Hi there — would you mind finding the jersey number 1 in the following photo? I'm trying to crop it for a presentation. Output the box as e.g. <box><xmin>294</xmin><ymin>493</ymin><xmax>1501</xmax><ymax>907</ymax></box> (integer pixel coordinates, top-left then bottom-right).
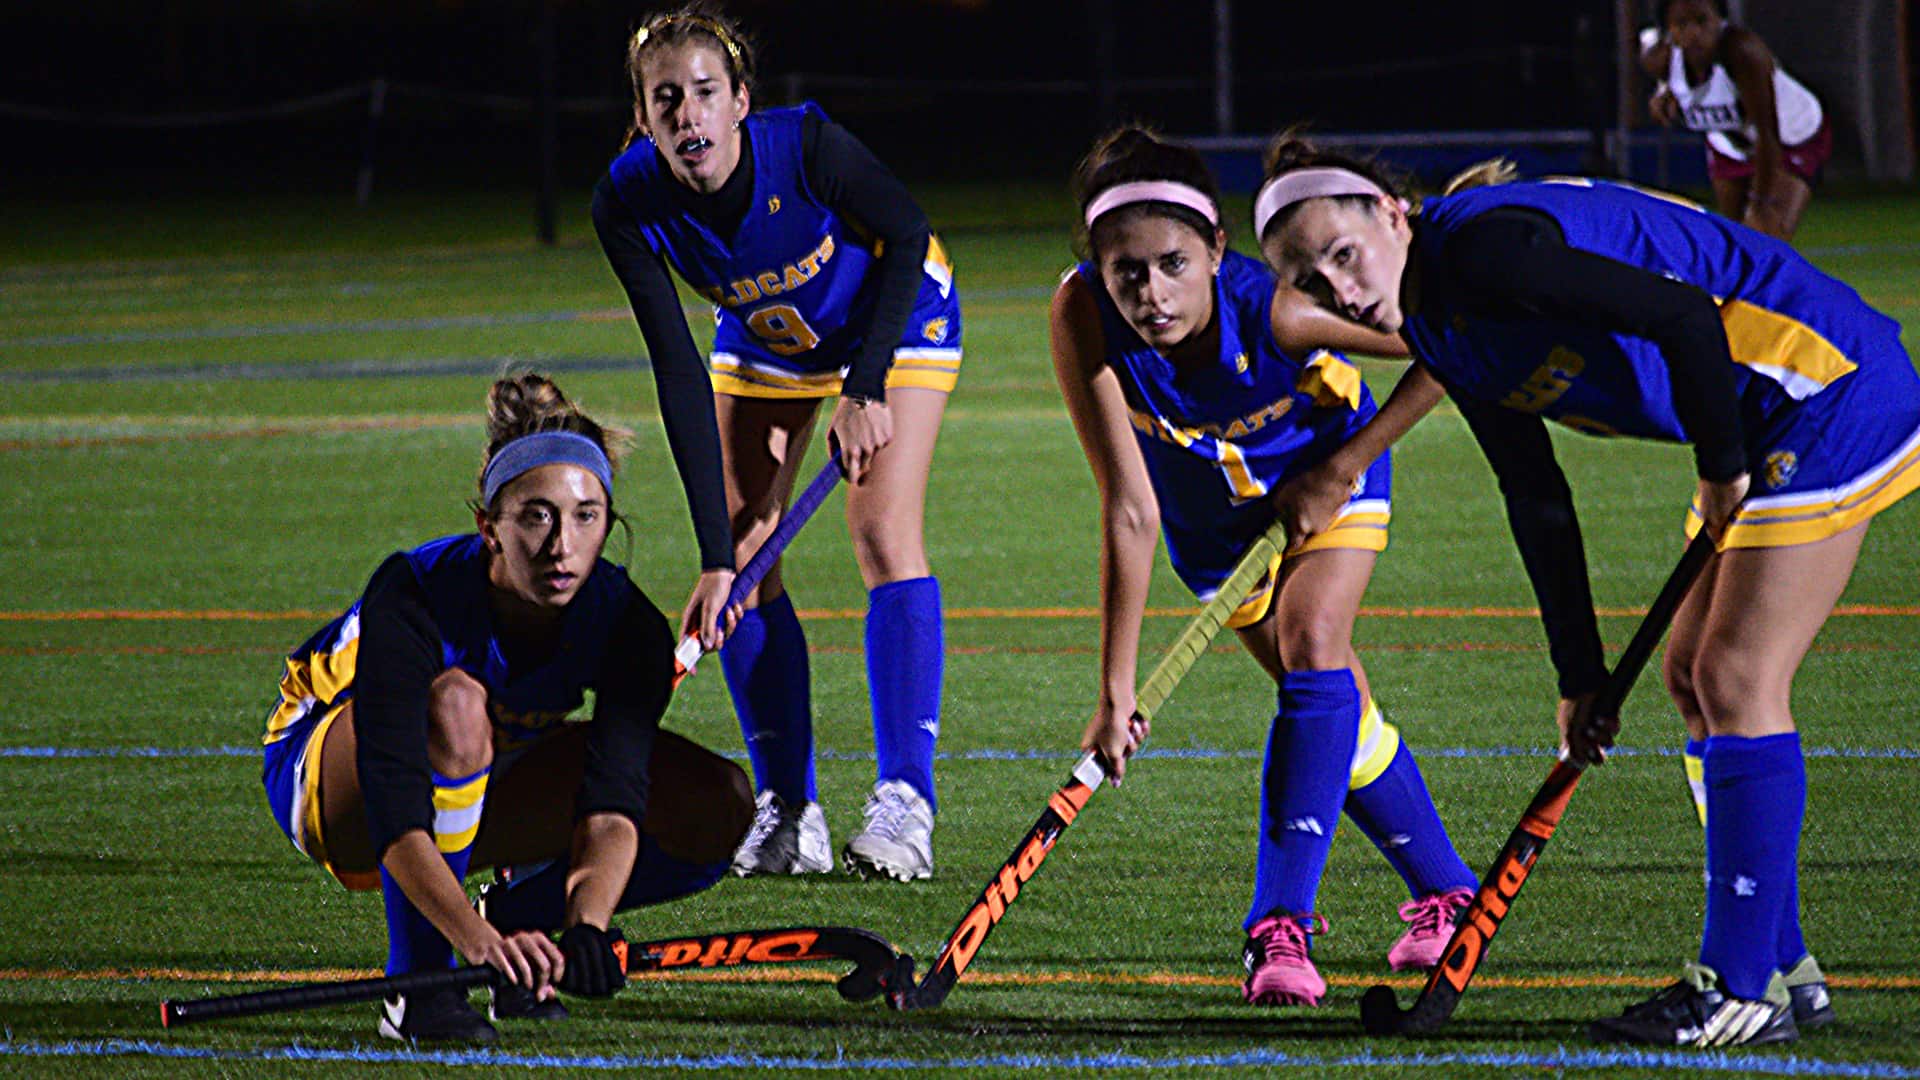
<box><xmin>746</xmin><ymin>304</ymin><xmax>823</xmax><ymax>357</ymax></box>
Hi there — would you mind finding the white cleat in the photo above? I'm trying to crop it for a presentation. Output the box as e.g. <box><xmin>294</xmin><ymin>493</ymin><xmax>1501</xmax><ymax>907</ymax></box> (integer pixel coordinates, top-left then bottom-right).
<box><xmin>842</xmin><ymin>779</ymin><xmax>935</xmax><ymax>881</ymax></box>
<box><xmin>730</xmin><ymin>790</ymin><xmax>833</xmax><ymax>876</ymax></box>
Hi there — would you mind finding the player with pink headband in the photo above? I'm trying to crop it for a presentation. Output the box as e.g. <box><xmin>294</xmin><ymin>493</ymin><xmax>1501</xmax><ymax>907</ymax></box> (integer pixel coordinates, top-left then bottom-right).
<box><xmin>1247</xmin><ymin>131</ymin><xmax>1920</xmax><ymax>1045</ymax></box>
<box><xmin>1050</xmin><ymin>126</ymin><xmax>1480</xmax><ymax>1008</ymax></box>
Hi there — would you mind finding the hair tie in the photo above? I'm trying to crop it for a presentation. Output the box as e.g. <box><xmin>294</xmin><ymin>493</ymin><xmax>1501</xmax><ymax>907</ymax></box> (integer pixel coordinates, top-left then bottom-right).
<box><xmin>481</xmin><ymin>431</ymin><xmax>614</xmax><ymax>509</ymax></box>
<box><xmin>1252</xmin><ymin>167</ymin><xmax>1395</xmax><ymax>240</ymax></box>
<box><xmin>1084</xmin><ymin>180</ymin><xmax>1219</xmax><ymax>230</ymax></box>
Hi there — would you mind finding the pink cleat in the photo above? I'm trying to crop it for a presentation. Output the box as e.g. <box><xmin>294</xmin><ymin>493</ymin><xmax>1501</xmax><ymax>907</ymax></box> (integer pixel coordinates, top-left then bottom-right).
<box><xmin>1241</xmin><ymin>913</ymin><xmax>1328</xmax><ymax>1006</ymax></box>
<box><xmin>1387</xmin><ymin>887</ymin><xmax>1474</xmax><ymax>972</ymax></box>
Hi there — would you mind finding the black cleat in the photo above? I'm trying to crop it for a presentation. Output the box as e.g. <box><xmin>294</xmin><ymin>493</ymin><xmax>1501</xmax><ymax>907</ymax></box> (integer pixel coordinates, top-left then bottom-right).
<box><xmin>1781</xmin><ymin>954</ymin><xmax>1836</xmax><ymax>1030</ymax></box>
<box><xmin>473</xmin><ymin>880</ymin><xmax>569</xmax><ymax>1023</ymax></box>
<box><xmin>377</xmin><ymin>986</ymin><xmax>498</xmax><ymax>1044</ymax></box>
<box><xmin>489</xmin><ymin>980</ymin><xmax>570</xmax><ymax>1023</ymax></box>
<box><xmin>1589</xmin><ymin>963</ymin><xmax>1797</xmax><ymax>1048</ymax></box>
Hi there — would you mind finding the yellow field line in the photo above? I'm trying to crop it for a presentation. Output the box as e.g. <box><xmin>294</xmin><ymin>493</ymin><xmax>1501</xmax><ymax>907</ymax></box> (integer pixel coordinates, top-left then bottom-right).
<box><xmin>4</xmin><ymin>604</ymin><xmax>1914</xmax><ymax>623</ymax></box>
<box><xmin>4</xmin><ymin>966</ymin><xmax>1915</xmax><ymax>992</ymax></box>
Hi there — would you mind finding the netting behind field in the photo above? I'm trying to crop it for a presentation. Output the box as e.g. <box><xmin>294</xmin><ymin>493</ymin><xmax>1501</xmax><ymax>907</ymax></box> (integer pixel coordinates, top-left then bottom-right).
<box><xmin>1747</xmin><ymin>0</ymin><xmax>1914</xmax><ymax>181</ymax></box>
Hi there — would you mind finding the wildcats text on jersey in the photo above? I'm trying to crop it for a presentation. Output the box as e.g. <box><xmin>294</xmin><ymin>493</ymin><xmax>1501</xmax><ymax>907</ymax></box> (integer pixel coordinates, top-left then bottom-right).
<box><xmin>699</xmin><ymin>233</ymin><xmax>838</xmax><ymax>308</ymax></box>
<box><xmin>1127</xmin><ymin>396</ymin><xmax>1298</xmax><ymax>446</ymax></box>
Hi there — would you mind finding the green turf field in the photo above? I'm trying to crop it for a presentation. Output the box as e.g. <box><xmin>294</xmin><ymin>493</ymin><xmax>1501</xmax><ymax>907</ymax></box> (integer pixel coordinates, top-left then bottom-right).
<box><xmin>2</xmin><ymin>184</ymin><xmax>1917</xmax><ymax>1076</ymax></box>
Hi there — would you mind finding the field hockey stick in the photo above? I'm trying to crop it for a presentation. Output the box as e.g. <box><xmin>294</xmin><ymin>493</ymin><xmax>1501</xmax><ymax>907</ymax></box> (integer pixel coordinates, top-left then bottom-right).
<box><xmin>888</xmin><ymin>515</ymin><xmax>1291</xmax><ymax>1011</ymax></box>
<box><xmin>160</xmin><ymin>924</ymin><xmax>907</xmax><ymax>1027</ymax></box>
<box><xmin>1359</xmin><ymin>529</ymin><xmax>1717</xmax><ymax>1036</ymax></box>
<box><xmin>673</xmin><ymin>448</ymin><xmax>846</xmax><ymax>685</ymax></box>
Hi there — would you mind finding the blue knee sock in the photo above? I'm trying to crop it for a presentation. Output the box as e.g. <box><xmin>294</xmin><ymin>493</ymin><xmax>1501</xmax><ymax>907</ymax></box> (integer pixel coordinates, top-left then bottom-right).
<box><xmin>380</xmin><ymin>765</ymin><xmax>487</xmax><ymax>974</ymax></box>
<box><xmin>866</xmin><ymin>577</ymin><xmax>942</xmax><ymax>809</ymax></box>
<box><xmin>719</xmin><ymin>591</ymin><xmax>815</xmax><ymax>804</ymax></box>
<box><xmin>1688</xmin><ymin>736</ymin><xmax>1805</xmax><ymax>969</ymax></box>
<box><xmin>1246</xmin><ymin>669</ymin><xmax>1361</xmax><ymax>929</ymax></box>
<box><xmin>482</xmin><ymin>839</ymin><xmax>730</xmax><ymax>933</ymax></box>
<box><xmin>1345</xmin><ymin>742</ymin><xmax>1477</xmax><ymax>898</ymax></box>
<box><xmin>1700</xmin><ymin>732</ymin><xmax>1804</xmax><ymax>1000</ymax></box>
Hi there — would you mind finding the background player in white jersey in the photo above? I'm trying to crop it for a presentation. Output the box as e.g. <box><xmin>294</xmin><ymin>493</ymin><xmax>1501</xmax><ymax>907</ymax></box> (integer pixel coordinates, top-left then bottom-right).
<box><xmin>1641</xmin><ymin>0</ymin><xmax>1829</xmax><ymax>241</ymax></box>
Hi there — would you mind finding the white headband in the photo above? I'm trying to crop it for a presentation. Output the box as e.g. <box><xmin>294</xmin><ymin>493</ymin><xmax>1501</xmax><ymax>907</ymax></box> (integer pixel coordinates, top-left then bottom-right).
<box><xmin>1084</xmin><ymin>180</ymin><xmax>1220</xmax><ymax>230</ymax></box>
<box><xmin>1252</xmin><ymin>167</ymin><xmax>1394</xmax><ymax>240</ymax></box>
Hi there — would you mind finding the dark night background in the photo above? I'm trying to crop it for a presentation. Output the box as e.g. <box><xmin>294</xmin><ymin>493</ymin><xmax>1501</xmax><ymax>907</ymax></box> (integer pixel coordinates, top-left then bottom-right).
<box><xmin>2</xmin><ymin>1</ymin><xmax>1647</xmax><ymax>198</ymax></box>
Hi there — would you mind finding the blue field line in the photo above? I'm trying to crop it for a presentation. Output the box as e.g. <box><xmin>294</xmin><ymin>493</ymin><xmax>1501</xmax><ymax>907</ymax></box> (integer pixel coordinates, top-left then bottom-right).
<box><xmin>3</xmin><ymin>1038</ymin><xmax>1918</xmax><ymax>1076</ymax></box>
<box><xmin>4</xmin><ymin>744</ymin><xmax>1916</xmax><ymax>762</ymax></box>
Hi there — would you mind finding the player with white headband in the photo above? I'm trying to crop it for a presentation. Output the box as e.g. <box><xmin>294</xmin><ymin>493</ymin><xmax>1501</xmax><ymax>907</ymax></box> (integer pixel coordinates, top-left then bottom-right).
<box><xmin>1251</xmin><ymin>132</ymin><xmax>1919</xmax><ymax>1046</ymax></box>
<box><xmin>1049</xmin><ymin>126</ymin><xmax>1480</xmax><ymax>1008</ymax></box>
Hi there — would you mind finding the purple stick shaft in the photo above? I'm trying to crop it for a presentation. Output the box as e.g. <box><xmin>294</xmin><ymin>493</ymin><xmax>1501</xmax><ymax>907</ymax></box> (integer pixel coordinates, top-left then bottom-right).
<box><xmin>729</xmin><ymin>452</ymin><xmax>844</xmax><ymax>603</ymax></box>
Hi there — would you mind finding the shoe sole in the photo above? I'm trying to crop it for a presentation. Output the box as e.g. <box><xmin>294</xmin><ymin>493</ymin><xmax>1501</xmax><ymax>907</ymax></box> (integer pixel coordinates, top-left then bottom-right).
<box><xmin>378</xmin><ymin>1018</ymin><xmax>499</xmax><ymax>1044</ymax></box>
<box><xmin>1587</xmin><ymin>1018</ymin><xmax>1801</xmax><ymax>1047</ymax></box>
<box><xmin>1243</xmin><ymin>989</ymin><xmax>1323</xmax><ymax>1007</ymax></box>
<box><xmin>731</xmin><ymin>856</ymin><xmax>835</xmax><ymax>877</ymax></box>
<box><xmin>842</xmin><ymin>850</ymin><xmax>931</xmax><ymax>881</ymax></box>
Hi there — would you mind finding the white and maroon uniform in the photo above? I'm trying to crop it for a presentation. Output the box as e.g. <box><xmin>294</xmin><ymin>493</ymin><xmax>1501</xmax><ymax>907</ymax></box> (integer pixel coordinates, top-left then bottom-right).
<box><xmin>1665</xmin><ymin>43</ymin><xmax>1829</xmax><ymax>181</ymax></box>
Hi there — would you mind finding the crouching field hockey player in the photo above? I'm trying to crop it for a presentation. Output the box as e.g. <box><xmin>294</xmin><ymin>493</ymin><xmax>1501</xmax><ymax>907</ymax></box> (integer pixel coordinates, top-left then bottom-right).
<box><xmin>1051</xmin><ymin>128</ymin><xmax>1482</xmax><ymax>1008</ymax></box>
<box><xmin>261</xmin><ymin>373</ymin><xmax>753</xmax><ymax>1043</ymax></box>
<box><xmin>596</xmin><ymin>7</ymin><xmax>958</xmax><ymax>882</ymax></box>
<box><xmin>1255</xmin><ymin>139</ymin><xmax>1920</xmax><ymax>1045</ymax></box>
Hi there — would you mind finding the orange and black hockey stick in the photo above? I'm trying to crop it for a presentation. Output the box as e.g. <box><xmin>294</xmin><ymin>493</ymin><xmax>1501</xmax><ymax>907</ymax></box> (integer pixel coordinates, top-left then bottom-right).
<box><xmin>888</xmin><ymin>517</ymin><xmax>1290</xmax><ymax>1010</ymax></box>
<box><xmin>1358</xmin><ymin>530</ymin><xmax>1716</xmax><ymax>1036</ymax></box>
<box><xmin>160</xmin><ymin>925</ymin><xmax>909</xmax><ymax>1027</ymax></box>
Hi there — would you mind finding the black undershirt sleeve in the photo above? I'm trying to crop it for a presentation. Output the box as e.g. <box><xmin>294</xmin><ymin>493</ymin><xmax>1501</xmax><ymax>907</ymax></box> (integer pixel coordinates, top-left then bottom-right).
<box><xmin>576</xmin><ymin>583</ymin><xmax>677</xmax><ymax>826</ymax></box>
<box><xmin>352</xmin><ymin>554</ymin><xmax>445</xmax><ymax>858</ymax></box>
<box><xmin>802</xmin><ymin>112</ymin><xmax>931</xmax><ymax>402</ymax></box>
<box><xmin>1441</xmin><ymin>208</ymin><xmax>1748</xmax><ymax>481</ymax></box>
<box><xmin>1451</xmin><ymin>397</ymin><xmax>1609</xmax><ymax>698</ymax></box>
<box><xmin>592</xmin><ymin>178</ymin><xmax>736</xmax><ymax>572</ymax></box>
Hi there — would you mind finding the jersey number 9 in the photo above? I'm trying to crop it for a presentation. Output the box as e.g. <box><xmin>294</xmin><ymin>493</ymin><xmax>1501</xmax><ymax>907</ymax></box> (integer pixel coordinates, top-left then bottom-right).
<box><xmin>746</xmin><ymin>304</ymin><xmax>823</xmax><ymax>356</ymax></box>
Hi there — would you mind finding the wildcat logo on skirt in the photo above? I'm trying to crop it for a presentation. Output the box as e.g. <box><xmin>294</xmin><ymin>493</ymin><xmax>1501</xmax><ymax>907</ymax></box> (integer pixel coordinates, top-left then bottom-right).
<box><xmin>1764</xmin><ymin>450</ymin><xmax>1799</xmax><ymax>489</ymax></box>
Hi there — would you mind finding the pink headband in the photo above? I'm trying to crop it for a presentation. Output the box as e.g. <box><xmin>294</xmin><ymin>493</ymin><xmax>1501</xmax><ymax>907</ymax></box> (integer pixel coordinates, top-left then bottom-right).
<box><xmin>1252</xmin><ymin>167</ymin><xmax>1395</xmax><ymax>240</ymax></box>
<box><xmin>1083</xmin><ymin>181</ymin><xmax>1219</xmax><ymax>230</ymax></box>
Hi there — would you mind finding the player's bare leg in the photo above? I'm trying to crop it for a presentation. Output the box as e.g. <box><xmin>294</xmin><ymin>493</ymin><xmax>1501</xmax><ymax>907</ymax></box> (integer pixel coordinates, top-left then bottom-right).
<box><xmin>713</xmin><ymin>393</ymin><xmax>832</xmax><ymax>876</ymax></box>
<box><xmin>840</xmin><ymin>386</ymin><xmax>949</xmax><ymax>880</ymax></box>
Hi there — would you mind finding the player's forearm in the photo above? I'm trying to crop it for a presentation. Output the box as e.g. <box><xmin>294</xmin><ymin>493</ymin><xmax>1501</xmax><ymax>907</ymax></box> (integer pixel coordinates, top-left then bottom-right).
<box><xmin>1327</xmin><ymin>362</ymin><xmax>1444</xmax><ymax>479</ymax></box>
<box><xmin>1097</xmin><ymin>501</ymin><xmax>1159</xmax><ymax>705</ymax></box>
<box><xmin>383</xmin><ymin>830</ymin><xmax>499</xmax><ymax>961</ymax></box>
<box><xmin>565</xmin><ymin>813</ymin><xmax>640</xmax><ymax>931</ymax></box>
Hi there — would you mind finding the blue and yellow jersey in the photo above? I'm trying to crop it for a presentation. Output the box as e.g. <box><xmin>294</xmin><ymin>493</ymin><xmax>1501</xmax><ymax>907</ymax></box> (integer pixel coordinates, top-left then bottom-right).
<box><xmin>605</xmin><ymin>102</ymin><xmax>958</xmax><ymax>390</ymax></box>
<box><xmin>1412</xmin><ymin>178</ymin><xmax>1900</xmax><ymax>438</ymax></box>
<box><xmin>263</xmin><ymin>534</ymin><xmax>634</xmax><ymax>752</ymax></box>
<box><xmin>1076</xmin><ymin>250</ymin><xmax>1387</xmax><ymax>605</ymax></box>
<box><xmin>1412</xmin><ymin>178</ymin><xmax>1920</xmax><ymax>546</ymax></box>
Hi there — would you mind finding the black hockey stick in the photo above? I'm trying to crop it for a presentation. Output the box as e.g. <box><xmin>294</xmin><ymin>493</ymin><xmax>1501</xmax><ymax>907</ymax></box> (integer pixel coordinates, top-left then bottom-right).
<box><xmin>888</xmin><ymin>516</ymin><xmax>1290</xmax><ymax>1010</ymax></box>
<box><xmin>1359</xmin><ymin>530</ymin><xmax>1716</xmax><ymax>1035</ymax></box>
<box><xmin>160</xmin><ymin>924</ymin><xmax>908</xmax><ymax>1027</ymax></box>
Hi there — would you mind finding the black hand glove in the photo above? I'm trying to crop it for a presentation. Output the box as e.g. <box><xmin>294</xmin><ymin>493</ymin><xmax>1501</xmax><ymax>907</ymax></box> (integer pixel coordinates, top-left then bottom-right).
<box><xmin>557</xmin><ymin>923</ymin><xmax>627</xmax><ymax>997</ymax></box>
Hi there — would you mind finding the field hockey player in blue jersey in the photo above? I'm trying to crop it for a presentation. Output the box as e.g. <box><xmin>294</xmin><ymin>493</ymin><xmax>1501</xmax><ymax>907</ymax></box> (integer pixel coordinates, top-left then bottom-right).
<box><xmin>261</xmin><ymin>372</ymin><xmax>753</xmax><ymax>1043</ymax></box>
<box><xmin>1256</xmin><ymin>138</ymin><xmax>1920</xmax><ymax>1046</ymax></box>
<box><xmin>594</xmin><ymin>7</ymin><xmax>959</xmax><ymax>882</ymax></box>
<box><xmin>1050</xmin><ymin>127</ymin><xmax>1482</xmax><ymax>1009</ymax></box>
